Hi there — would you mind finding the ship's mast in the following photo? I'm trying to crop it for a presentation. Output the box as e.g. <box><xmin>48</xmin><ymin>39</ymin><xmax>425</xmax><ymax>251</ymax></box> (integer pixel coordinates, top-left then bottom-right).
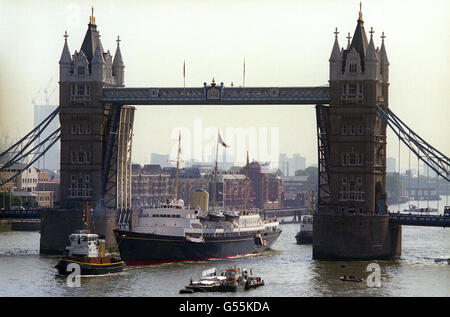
<box><xmin>213</xmin><ymin>141</ymin><xmax>219</xmax><ymax>211</ymax></box>
<box><xmin>84</xmin><ymin>202</ymin><xmax>90</xmax><ymax>233</ymax></box>
<box><xmin>174</xmin><ymin>131</ymin><xmax>181</xmax><ymax>202</ymax></box>
<box><xmin>310</xmin><ymin>190</ymin><xmax>315</xmax><ymax>215</ymax></box>
<box><xmin>243</xmin><ymin>151</ymin><xmax>249</xmax><ymax>212</ymax></box>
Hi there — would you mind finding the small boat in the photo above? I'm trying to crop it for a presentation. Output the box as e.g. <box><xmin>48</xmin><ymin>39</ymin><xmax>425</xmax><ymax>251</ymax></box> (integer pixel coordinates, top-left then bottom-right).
<box><xmin>403</xmin><ymin>205</ymin><xmax>437</xmax><ymax>213</ymax></box>
<box><xmin>296</xmin><ymin>191</ymin><xmax>315</xmax><ymax>244</ymax></box>
<box><xmin>179</xmin><ymin>267</ymin><xmax>264</xmax><ymax>293</ymax></box>
<box><xmin>340</xmin><ymin>275</ymin><xmax>362</xmax><ymax>282</ymax></box>
<box><xmin>55</xmin><ymin>230</ymin><xmax>125</xmax><ymax>276</ymax></box>
<box><xmin>295</xmin><ymin>215</ymin><xmax>313</xmax><ymax>244</ymax></box>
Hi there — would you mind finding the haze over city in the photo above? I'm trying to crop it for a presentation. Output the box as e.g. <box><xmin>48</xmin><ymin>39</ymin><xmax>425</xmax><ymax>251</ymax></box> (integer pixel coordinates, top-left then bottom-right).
<box><xmin>0</xmin><ymin>0</ymin><xmax>448</xmax><ymax>169</ymax></box>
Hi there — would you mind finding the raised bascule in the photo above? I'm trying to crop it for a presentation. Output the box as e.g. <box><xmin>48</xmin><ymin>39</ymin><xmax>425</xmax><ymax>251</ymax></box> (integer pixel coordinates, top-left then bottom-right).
<box><xmin>1</xmin><ymin>6</ymin><xmax>448</xmax><ymax>258</ymax></box>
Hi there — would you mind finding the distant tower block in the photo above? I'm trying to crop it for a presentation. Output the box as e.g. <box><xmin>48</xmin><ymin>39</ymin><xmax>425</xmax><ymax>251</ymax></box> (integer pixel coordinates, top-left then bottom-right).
<box><xmin>313</xmin><ymin>6</ymin><xmax>401</xmax><ymax>260</ymax></box>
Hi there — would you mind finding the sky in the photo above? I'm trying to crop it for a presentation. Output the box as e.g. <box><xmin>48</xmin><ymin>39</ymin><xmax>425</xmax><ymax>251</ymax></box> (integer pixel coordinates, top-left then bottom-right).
<box><xmin>0</xmin><ymin>0</ymin><xmax>449</xmax><ymax>171</ymax></box>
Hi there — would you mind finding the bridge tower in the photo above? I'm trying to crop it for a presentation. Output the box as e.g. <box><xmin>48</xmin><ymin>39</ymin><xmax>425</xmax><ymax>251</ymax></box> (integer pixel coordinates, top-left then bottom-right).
<box><xmin>41</xmin><ymin>9</ymin><xmax>133</xmax><ymax>253</ymax></box>
<box><xmin>59</xmin><ymin>9</ymin><xmax>126</xmax><ymax>208</ymax></box>
<box><xmin>313</xmin><ymin>6</ymin><xmax>401</xmax><ymax>260</ymax></box>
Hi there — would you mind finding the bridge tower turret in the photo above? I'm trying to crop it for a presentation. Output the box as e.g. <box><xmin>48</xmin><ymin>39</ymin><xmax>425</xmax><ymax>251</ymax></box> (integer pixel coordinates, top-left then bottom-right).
<box><xmin>327</xmin><ymin>6</ymin><xmax>389</xmax><ymax>216</ymax></box>
<box><xmin>58</xmin><ymin>9</ymin><xmax>125</xmax><ymax>209</ymax></box>
<box><xmin>313</xmin><ymin>5</ymin><xmax>401</xmax><ymax>260</ymax></box>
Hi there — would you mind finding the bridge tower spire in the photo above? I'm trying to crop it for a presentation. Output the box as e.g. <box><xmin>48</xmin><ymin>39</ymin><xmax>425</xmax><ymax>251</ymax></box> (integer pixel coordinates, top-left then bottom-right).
<box><xmin>313</xmin><ymin>5</ymin><xmax>401</xmax><ymax>260</ymax></box>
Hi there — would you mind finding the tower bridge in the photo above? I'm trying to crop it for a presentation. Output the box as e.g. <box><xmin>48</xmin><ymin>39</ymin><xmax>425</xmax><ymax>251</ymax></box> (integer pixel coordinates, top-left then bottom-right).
<box><xmin>1</xmin><ymin>6</ymin><xmax>448</xmax><ymax>258</ymax></box>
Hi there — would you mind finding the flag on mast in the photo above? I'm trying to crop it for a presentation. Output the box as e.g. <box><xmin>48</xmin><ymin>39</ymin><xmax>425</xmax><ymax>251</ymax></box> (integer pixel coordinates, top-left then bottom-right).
<box><xmin>218</xmin><ymin>131</ymin><xmax>229</xmax><ymax>148</ymax></box>
<box><xmin>243</xmin><ymin>58</ymin><xmax>246</xmax><ymax>87</ymax></box>
<box><xmin>183</xmin><ymin>60</ymin><xmax>186</xmax><ymax>88</ymax></box>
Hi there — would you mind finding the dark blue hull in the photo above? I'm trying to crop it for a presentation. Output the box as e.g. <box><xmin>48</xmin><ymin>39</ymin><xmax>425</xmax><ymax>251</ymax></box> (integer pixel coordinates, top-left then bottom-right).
<box><xmin>113</xmin><ymin>228</ymin><xmax>282</xmax><ymax>266</ymax></box>
<box><xmin>295</xmin><ymin>231</ymin><xmax>313</xmax><ymax>244</ymax></box>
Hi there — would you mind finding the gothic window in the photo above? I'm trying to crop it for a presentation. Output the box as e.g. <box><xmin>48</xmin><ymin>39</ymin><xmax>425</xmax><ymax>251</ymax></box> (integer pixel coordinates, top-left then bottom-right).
<box><xmin>77</xmin><ymin>66</ymin><xmax>85</xmax><ymax>75</ymax></box>
<box><xmin>77</xmin><ymin>84</ymin><xmax>85</xmax><ymax>95</ymax></box>
<box><xmin>358</xmin><ymin>124</ymin><xmax>364</xmax><ymax>135</ymax></box>
<box><xmin>377</xmin><ymin>148</ymin><xmax>385</xmax><ymax>165</ymax></box>
<box><xmin>71</xmin><ymin>152</ymin><xmax>77</xmax><ymax>164</ymax></box>
<box><xmin>341</xmin><ymin>153</ymin><xmax>348</xmax><ymax>166</ymax></box>
<box><xmin>71</xmin><ymin>124</ymin><xmax>78</xmax><ymax>134</ymax></box>
<box><xmin>78</xmin><ymin>124</ymin><xmax>84</xmax><ymax>134</ymax></box>
<box><xmin>349</xmin><ymin>84</ymin><xmax>357</xmax><ymax>94</ymax></box>
<box><xmin>349</xmin><ymin>154</ymin><xmax>356</xmax><ymax>166</ymax></box>
<box><xmin>341</xmin><ymin>125</ymin><xmax>347</xmax><ymax>135</ymax></box>
<box><xmin>349</xmin><ymin>64</ymin><xmax>357</xmax><ymax>73</ymax></box>
<box><xmin>341</xmin><ymin>177</ymin><xmax>347</xmax><ymax>185</ymax></box>
<box><xmin>356</xmin><ymin>154</ymin><xmax>363</xmax><ymax>166</ymax></box>
<box><xmin>350</xmin><ymin>125</ymin><xmax>355</xmax><ymax>135</ymax></box>
<box><xmin>358</xmin><ymin>84</ymin><xmax>364</xmax><ymax>94</ymax></box>
<box><xmin>78</xmin><ymin>152</ymin><xmax>85</xmax><ymax>164</ymax></box>
<box><xmin>357</xmin><ymin>177</ymin><xmax>363</xmax><ymax>185</ymax></box>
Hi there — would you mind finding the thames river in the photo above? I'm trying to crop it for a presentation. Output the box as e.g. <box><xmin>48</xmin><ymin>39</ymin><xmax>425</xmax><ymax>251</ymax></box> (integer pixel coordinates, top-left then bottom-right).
<box><xmin>0</xmin><ymin>198</ymin><xmax>449</xmax><ymax>297</ymax></box>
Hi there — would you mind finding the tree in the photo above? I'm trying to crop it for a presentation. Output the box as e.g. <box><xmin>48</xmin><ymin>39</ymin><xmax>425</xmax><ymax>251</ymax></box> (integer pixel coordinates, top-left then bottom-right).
<box><xmin>0</xmin><ymin>192</ymin><xmax>22</xmax><ymax>209</ymax></box>
<box><xmin>295</xmin><ymin>169</ymin><xmax>308</xmax><ymax>176</ymax></box>
<box><xmin>304</xmin><ymin>166</ymin><xmax>318</xmax><ymax>178</ymax></box>
<box><xmin>229</xmin><ymin>166</ymin><xmax>242</xmax><ymax>173</ymax></box>
<box><xmin>295</xmin><ymin>167</ymin><xmax>318</xmax><ymax>178</ymax></box>
<box><xmin>274</xmin><ymin>169</ymin><xmax>284</xmax><ymax>177</ymax></box>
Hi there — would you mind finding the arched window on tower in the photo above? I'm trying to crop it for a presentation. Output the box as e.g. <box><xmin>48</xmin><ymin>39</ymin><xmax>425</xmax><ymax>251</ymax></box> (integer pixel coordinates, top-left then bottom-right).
<box><xmin>77</xmin><ymin>66</ymin><xmax>85</xmax><ymax>75</ymax></box>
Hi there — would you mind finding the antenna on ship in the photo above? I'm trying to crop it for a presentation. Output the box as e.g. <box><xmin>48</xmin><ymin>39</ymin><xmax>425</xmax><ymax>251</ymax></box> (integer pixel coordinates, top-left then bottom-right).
<box><xmin>83</xmin><ymin>202</ymin><xmax>90</xmax><ymax>233</ymax></box>
<box><xmin>244</xmin><ymin>151</ymin><xmax>249</xmax><ymax>213</ymax></box>
<box><xmin>310</xmin><ymin>190</ymin><xmax>315</xmax><ymax>215</ymax></box>
<box><xmin>213</xmin><ymin>137</ymin><xmax>219</xmax><ymax>211</ymax></box>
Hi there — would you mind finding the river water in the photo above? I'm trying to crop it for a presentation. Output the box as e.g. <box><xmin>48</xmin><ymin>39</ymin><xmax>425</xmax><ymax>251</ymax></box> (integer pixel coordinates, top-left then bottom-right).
<box><xmin>0</xmin><ymin>197</ymin><xmax>449</xmax><ymax>297</ymax></box>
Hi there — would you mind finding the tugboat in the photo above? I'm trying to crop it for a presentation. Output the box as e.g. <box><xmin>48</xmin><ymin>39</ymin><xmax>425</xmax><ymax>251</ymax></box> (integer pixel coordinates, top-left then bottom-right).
<box><xmin>295</xmin><ymin>191</ymin><xmax>314</xmax><ymax>244</ymax></box>
<box><xmin>179</xmin><ymin>267</ymin><xmax>264</xmax><ymax>293</ymax></box>
<box><xmin>55</xmin><ymin>205</ymin><xmax>125</xmax><ymax>276</ymax></box>
<box><xmin>295</xmin><ymin>215</ymin><xmax>313</xmax><ymax>244</ymax></box>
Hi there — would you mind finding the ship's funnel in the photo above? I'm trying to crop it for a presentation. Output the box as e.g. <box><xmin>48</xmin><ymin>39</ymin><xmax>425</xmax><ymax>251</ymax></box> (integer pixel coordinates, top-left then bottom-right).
<box><xmin>191</xmin><ymin>189</ymin><xmax>209</xmax><ymax>215</ymax></box>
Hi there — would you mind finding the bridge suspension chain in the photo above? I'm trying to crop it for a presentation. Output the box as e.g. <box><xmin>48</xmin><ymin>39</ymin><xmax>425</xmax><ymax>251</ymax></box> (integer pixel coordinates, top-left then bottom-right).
<box><xmin>0</xmin><ymin>107</ymin><xmax>61</xmax><ymax>188</ymax></box>
<box><xmin>376</xmin><ymin>106</ymin><xmax>450</xmax><ymax>182</ymax></box>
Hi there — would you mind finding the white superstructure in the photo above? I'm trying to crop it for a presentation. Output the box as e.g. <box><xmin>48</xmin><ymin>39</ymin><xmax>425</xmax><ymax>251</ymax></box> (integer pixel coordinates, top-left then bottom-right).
<box><xmin>299</xmin><ymin>215</ymin><xmax>313</xmax><ymax>234</ymax></box>
<box><xmin>133</xmin><ymin>199</ymin><xmax>280</xmax><ymax>239</ymax></box>
<box><xmin>67</xmin><ymin>231</ymin><xmax>100</xmax><ymax>257</ymax></box>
